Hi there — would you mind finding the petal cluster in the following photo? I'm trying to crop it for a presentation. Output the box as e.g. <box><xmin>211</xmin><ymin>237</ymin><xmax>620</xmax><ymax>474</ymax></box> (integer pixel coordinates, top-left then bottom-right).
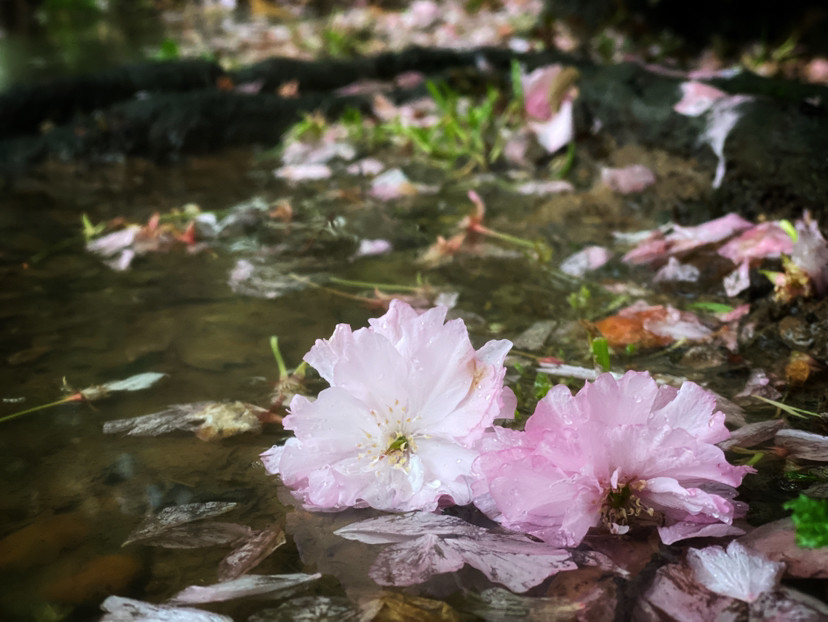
<box><xmin>261</xmin><ymin>299</ymin><xmax>515</xmax><ymax>512</ymax></box>
<box><xmin>474</xmin><ymin>371</ymin><xmax>752</xmax><ymax>547</ymax></box>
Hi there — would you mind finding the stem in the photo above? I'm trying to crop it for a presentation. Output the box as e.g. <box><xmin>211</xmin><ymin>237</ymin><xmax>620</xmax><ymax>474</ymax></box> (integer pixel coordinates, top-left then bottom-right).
<box><xmin>329</xmin><ymin>277</ymin><xmax>421</xmax><ymax>292</ymax></box>
<box><xmin>0</xmin><ymin>394</ymin><xmax>81</xmax><ymax>425</ymax></box>
<box><xmin>474</xmin><ymin>225</ymin><xmax>538</xmax><ymax>250</ymax></box>
<box><xmin>754</xmin><ymin>395</ymin><xmax>817</xmax><ymax>418</ymax></box>
<box><xmin>293</xmin><ymin>361</ymin><xmax>309</xmax><ymax>380</ymax></box>
<box><xmin>289</xmin><ymin>273</ymin><xmax>378</xmax><ymax>304</ymax></box>
<box><xmin>270</xmin><ymin>336</ymin><xmax>288</xmax><ymax>381</ymax></box>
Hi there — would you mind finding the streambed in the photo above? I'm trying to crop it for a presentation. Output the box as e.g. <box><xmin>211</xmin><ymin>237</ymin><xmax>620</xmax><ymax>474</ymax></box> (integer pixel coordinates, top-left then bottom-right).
<box><xmin>1</xmin><ymin>135</ymin><xmax>825</xmax><ymax>620</ymax></box>
<box><xmin>1</xmin><ymin>2</ymin><xmax>827</xmax><ymax>621</ymax></box>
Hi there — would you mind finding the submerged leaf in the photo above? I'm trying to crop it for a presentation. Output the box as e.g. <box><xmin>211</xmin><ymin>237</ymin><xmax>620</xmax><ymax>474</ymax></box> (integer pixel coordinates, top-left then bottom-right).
<box><xmin>133</xmin><ymin>522</ymin><xmax>253</xmax><ymax>549</ymax></box>
<box><xmin>169</xmin><ymin>573</ymin><xmax>321</xmax><ymax>604</ymax></box>
<box><xmin>248</xmin><ymin>596</ymin><xmax>359</xmax><ymax>622</ymax></box>
<box><xmin>359</xmin><ymin>591</ymin><xmax>464</xmax><ymax>622</ymax></box>
<box><xmin>124</xmin><ymin>502</ymin><xmax>238</xmax><ymax>545</ymax></box>
<box><xmin>218</xmin><ymin>526</ymin><xmax>287</xmax><ymax>581</ymax></box>
<box><xmin>100</xmin><ymin>596</ymin><xmax>232</xmax><ymax>622</ymax></box>
<box><xmin>461</xmin><ymin>587</ymin><xmax>586</xmax><ymax>622</ymax></box>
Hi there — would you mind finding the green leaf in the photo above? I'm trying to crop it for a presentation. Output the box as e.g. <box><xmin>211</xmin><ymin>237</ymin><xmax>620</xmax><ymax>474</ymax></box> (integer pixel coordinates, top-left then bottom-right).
<box><xmin>154</xmin><ymin>38</ymin><xmax>180</xmax><ymax>61</ymax></box>
<box><xmin>778</xmin><ymin>219</ymin><xmax>798</xmax><ymax>243</ymax></box>
<box><xmin>784</xmin><ymin>494</ymin><xmax>828</xmax><ymax>548</ymax></box>
<box><xmin>687</xmin><ymin>301</ymin><xmax>734</xmax><ymax>314</ymax></box>
<box><xmin>533</xmin><ymin>372</ymin><xmax>552</xmax><ymax>400</ymax></box>
<box><xmin>591</xmin><ymin>337</ymin><xmax>611</xmax><ymax>372</ymax></box>
<box><xmin>510</xmin><ymin>59</ymin><xmax>524</xmax><ymax>106</ymax></box>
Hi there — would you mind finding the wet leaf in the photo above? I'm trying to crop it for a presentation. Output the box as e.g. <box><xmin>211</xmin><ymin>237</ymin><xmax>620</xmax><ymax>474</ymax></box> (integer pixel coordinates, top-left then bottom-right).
<box><xmin>227</xmin><ymin>259</ymin><xmax>316</xmax><ymax>300</ymax></box>
<box><xmin>80</xmin><ymin>372</ymin><xmax>168</xmax><ymax>401</ymax></box>
<box><xmin>460</xmin><ymin>587</ymin><xmax>585</xmax><ymax>622</ymax></box>
<box><xmin>739</xmin><ymin>518</ymin><xmax>828</xmax><ymax>578</ymax></box>
<box><xmin>718</xmin><ymin>419</ymin><xmax>786</xmax><ymax>451</ymax></box>
<box><xmin>100</xmin><ymin>596</ymin><xmax>232</xmax><ymax>621</ymax></box>
<box><xmin>359</xmin><ymin>591</ymin><xmax>464</xmax><ymax>622</ymax></box>
<box><xmin>775</xmin><ymin>429</ymin><xmax>828</xmax><ymax>461</ymax></box>
<box><xmin>168</xmin><ymin>573</ymin><xmax>321</xmax><ymax>604</ymax></box>
<box><xmin>247</xmin><ymin>596</ymin><xmax>359</xmax><ymax>622</ymax></box>
<box><xmin>218</xmin><ymin>526</ymin><xmax>286</xmax><ymax>581</ymax></box>
<box><xmin>124</xmin><ymin>502</ymin><xmax>238</xmax><ymax>545</ymax></box>
<box><xmin>103</xmin><ymin>401</ymin><xmax>264</xmax><ymax>441</ymax></box>
<box><xmin>335</xmin><ymin>512</ymin><xmax>480</xmax><ymax>544</ymax></box>
<box><xmin>133</xmin><ymin>521</ymin><xmax>253</xmax><ymax>549</ymax></box>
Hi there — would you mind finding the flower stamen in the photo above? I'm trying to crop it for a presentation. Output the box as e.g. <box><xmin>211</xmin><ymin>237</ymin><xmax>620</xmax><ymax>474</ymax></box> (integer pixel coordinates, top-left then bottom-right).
<box><xmin>600</xmin><ymin>480</ymin><xmax>660</xmax><ymax>531</ymax></box>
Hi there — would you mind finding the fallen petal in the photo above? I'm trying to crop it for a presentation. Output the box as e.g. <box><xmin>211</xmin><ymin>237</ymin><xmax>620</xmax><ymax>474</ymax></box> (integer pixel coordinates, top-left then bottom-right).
<box><xmin>369</xmin><ymin>533</ymin><xmax>465</xmax><ymax>586</ymax></box>
<box><xmin>559</xmin><ymin>246</ymin><xmax>612</xmax><ymax>277</ymax></box>
<box><xmin>274</xmin><ymin>164</ymin><xmax>332</xmax><ymax>182</ymax></box>
<box><xmin>686</xmin><ymin>540</ymin><xmax>784</xmax><ymax>603</ymax></box>
<box><xmin>600</xmin><ymin>165</ymin><xmax>656</xmax><ymax>194</ymax></box>
<box><xmin>673</xmin><ymin>81</ymin><xmax>728</xmax><ymax>116</ymax></box>
<box><xmin>653</xmin><ymin>257</ymin><xmax>700</xmax><ymax>283</ymax></box>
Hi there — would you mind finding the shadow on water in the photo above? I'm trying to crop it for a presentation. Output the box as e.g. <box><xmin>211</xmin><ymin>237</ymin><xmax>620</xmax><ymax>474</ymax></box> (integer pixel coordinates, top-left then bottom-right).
<box><xmin>0</xmin><ymin>0</ymin><xmax>164</xmax><ymax>89</ymax></box>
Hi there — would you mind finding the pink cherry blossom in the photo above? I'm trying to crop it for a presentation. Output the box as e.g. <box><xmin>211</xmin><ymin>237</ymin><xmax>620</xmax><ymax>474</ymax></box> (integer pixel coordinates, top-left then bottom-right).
<box><xmin>262</xmin><ymin>299</ymin><xmax>516</xmax><ymax>512</ymax></box>
<box><xmin>474</xmin><ymin>371</ymin><xmax>752</xmax><ymax>547</ymax></box>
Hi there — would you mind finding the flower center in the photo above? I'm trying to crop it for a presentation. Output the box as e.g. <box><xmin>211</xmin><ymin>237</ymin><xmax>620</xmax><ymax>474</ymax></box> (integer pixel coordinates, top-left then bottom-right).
<box><xmin>383</xmin><ymin>431</ymin><xmax>414</xmax><ymax>467</ymax></box>
<box><xmin>600</xmin><ymin>480</ymin><xmax>658</xmax><ymax>531</ymax></box>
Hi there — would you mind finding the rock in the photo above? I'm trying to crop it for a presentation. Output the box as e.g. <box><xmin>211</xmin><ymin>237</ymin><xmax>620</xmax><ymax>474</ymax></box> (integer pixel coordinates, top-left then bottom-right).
<box><xmin>0</xmin><ymin>513</ymin><xmax>89</xmax><ymax>572</ymax></box>
<box><xmin>44</xmin><ymin>554</ymin><xmax>143</xmax><ymax>605</ymax></box>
